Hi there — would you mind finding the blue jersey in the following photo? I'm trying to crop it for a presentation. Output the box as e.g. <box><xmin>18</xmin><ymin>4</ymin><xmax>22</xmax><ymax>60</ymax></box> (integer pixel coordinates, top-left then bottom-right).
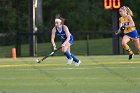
<box><xmin>55</xmin><ymin>25</ymin><xmax>73</xmax><ymax>44</ymax></box>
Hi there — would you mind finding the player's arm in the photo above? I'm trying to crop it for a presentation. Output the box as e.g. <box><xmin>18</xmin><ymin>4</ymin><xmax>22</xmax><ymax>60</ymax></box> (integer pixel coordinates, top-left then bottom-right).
<box><xmin>62</xmin><ymin>25</ymin><xmax>70</xmax><ymax>46</ymax></box>
<box><xmin>115</xmin><ymin>17</ymin><xmax>125</xmax><ymax>35</ymax></box>
<box><xmin>126</xmin><ymin>15</ymin><xmax>135</xmax><ymax>27</ymax></box>
<box><xmin>51</xmin><ymin>27</ymin><xmax>57</xmax><ymax>50</ymax></box>
<box><xmin>115</xmin><ymin>22</ymin><xmax>123</xmax><ymax>35</ymax></box>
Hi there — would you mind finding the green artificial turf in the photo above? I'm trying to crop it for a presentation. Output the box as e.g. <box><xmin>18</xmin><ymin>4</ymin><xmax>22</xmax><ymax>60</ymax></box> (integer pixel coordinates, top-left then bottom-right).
<box><xmin>0</xmin><ymin>55</ymin><xmax>140</xmax><ymax>93</ymax></box>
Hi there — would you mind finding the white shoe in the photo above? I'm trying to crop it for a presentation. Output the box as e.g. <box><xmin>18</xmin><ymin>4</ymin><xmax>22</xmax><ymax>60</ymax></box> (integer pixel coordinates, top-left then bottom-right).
<box><xmin>67</xmin><ymin>58</ymin><xmax>73</xmax><ymax>65</ymax></box>
<box><xmin>75</xmin><ymin>60</ymin><xmax>81</xmax><ymax>67</ymax></box>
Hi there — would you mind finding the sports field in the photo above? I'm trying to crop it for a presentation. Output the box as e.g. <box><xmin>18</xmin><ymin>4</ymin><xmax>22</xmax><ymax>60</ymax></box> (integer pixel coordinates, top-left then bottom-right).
<box><xmin>0</xmin><ymin>55</ymin><xmax>140</xmax><ymax>93</ymax></box>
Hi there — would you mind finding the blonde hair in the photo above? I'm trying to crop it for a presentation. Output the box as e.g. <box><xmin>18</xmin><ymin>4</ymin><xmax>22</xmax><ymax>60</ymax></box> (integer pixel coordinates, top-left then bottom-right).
<box><xmin>120</xmin><ymin>6</ymin><xmax>134</xmax><ymax>16</ymax></box>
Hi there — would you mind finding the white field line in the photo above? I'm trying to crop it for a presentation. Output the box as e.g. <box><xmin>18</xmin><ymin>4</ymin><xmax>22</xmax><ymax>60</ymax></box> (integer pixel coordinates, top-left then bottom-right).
<box><xmin>1</xmin><ymin>77</ymin><xmax>139</xmax><ymax>81</ymax></box>
<box><xmin>10</xmin><ymin>68</ymin><xmax>89</xmax><ymax>71</ymax></box>
<box><xmin>59</xmin><ymin>77</ymin><xmax>140</xmax><ymax>80</ymax></box>
<box><xmin>133</xmin><ymin>78</ymin><xmax>140</xmax><ymax>80</ymax></box>
<box><xmin>0</xmin><ymin>77</ymin><xmax>139</xmax><ymax>81</ymax></box>
<box><xmin>0</xmin><ymin>64</ymin><xmax>139</xmax><ymax>69</ymax></box>
<box><xmin>91</xmin><ymin>62</ymin><xmax>140</xmax><ymax>65</ymax></box>
<box><xmin>58</xmin><ymin>77</ymin><xmax>98</xmax><ymax>80</ymax></box>
<box><xmin>0</xmin><ymin>77</ymin><xmax>16</xmax><ymax>80</ymax></box>
<box><xmin>0</xmin><ymin>64</ymin><xmax>66</xmax><ymax>68</ymax></box>
<box><xmin>3</xmin><ymin>66</ymin><xmax>138</xmax><ymax>72</ymax></box>
<box><xmin>95</xmin><ymin>67</ymin><xmax>137</xmax><ymax>69</ymax></box>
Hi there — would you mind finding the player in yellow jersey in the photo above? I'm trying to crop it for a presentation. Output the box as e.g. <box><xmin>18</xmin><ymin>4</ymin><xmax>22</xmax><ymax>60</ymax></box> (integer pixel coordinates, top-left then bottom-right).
<box><xmin>116</xmin><ymin>6</ymin><xmax>140</xmax><ymax>60</ymax></box>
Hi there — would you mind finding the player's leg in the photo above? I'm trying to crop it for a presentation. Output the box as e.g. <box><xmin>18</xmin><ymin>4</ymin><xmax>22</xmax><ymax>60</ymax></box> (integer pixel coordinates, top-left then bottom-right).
<box><xmin>67</xmin><ymin>45</ymin><xmax>81</xmax><ymax>66</ymax></box>
<box><xmin>122</xmin><ymin>35</ymin><xmax>134</xmax><ymax>60</ymax></box>
<box><xmin>68</xmin><ymin>46</ymin><xmax>81</xmax><ymax>66</ymax></box>
<box><xmin>71</xmin><ymin>53</ymin><xmax>79</xmax><ymax>63</ymax></box>
<box><xmin>71</xmin><ymin>54</ymin><xmax>81</xmax><ymax>66</ymax></box>
<box><xmin>133</xmin><ymin>39</ymin><xmax>140</xmax><ymax>55</ymax></box>
<box><xmin>62</xmin><ymin>42</ymin><xmax>81</xmax><ymax>66</ymax></box>
<box><xmin>62</xmin><ymin>43</ymin><xmax>73</xmax><ymax>64</ymax></box>
<box><xmin>62</xmin><ymin>44</ymin><xmax>72</xmax><ymax>59</ymax></box>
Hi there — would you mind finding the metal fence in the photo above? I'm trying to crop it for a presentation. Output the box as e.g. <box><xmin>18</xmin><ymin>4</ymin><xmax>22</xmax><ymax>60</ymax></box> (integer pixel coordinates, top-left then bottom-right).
<box><xmin>0</xmin><ymin>31</ymin><xmax>125</xmax><ymax>57</ymax></box>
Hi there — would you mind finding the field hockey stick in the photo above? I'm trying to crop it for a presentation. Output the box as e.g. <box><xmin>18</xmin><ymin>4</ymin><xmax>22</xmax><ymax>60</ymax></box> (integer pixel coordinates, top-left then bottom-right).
<box><xmin>35</xmin><ymin>46</ymin><xmax>62</xmax><ymax>63</ymax></box>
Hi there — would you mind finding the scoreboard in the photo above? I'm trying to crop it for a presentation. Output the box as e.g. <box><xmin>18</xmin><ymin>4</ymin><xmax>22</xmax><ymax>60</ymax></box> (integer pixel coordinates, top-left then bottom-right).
<box><xmin>104</xmin><ymin>0</ymin><xmax>121</xmax><ymax>9</ymax></box>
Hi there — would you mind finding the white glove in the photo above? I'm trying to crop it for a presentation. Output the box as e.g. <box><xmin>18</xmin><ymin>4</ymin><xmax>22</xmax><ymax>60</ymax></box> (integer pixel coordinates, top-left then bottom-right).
<box><xmin>53</xmin><ymin>46</ymin><xmax>57</xmax><ymax>51</ymax></box>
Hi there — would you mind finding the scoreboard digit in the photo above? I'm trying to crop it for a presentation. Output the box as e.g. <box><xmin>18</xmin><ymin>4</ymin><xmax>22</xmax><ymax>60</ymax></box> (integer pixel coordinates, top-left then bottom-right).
<box><xmin>104</xmin><ymin>0</ymin><xmax>121</xmax><ymax>9</ymax></box>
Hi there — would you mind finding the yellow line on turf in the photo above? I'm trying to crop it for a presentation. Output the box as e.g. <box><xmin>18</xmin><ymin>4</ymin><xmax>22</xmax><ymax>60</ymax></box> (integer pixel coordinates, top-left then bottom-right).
<box><xmin>96</xmin><ymin>62</ymin><xmax>140</xmax><ymax>65</ymax></box>
<box><xmin>0</xmin><ymin>61</ymin><xmax>139</xmax><ymax>68</ymax></box>
<box><xmin>0</xmin><ymin>64</ymin><xmax>67</xmax><ymax>68</ymax></box>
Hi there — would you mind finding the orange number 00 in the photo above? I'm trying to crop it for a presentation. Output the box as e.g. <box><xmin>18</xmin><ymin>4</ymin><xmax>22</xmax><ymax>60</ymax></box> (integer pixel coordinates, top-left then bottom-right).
<box><xmin>104</xmin><ymin>0</ymin><xmax>121</xmax><ymax>9</ymax></box>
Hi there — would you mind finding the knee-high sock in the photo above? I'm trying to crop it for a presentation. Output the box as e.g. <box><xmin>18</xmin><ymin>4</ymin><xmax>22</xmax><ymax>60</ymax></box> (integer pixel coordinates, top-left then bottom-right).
<box><xmin>71</xmin><ymin>54</ymin><xmax>79</xmax><ymax>63</ymax></box>
<box><xmin>64</xmin><ymin>51</ymin><xmax>72</xmax><ymax>59</ymax></box>
<box><xmin>138</xmin><ymin>51</ymin><xmax>140</xmax><ymax>55</ymax></box>
<box><xmin>123</xmin><ymin>45</ymin><xmax>133</xmax><ymax>55</ymax></box>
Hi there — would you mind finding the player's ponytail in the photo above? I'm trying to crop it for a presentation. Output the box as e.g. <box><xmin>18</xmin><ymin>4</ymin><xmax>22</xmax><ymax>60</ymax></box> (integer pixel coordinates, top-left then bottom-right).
<box><xmin>60</xmin><ymin>17</ymin><xmax>65</xmax><ymax>25</ymax></box>
<box><xmin>125</xmin><ymin>6</ymin><xmax>134</xmax><ymax>16</ymax></box>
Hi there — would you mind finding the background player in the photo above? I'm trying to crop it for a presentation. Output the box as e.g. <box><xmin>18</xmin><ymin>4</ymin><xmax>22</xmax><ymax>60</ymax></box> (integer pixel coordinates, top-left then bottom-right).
<box><xmin>51</xmin><ymin>15</ymin><xmax>81</xmax><ymax>66</ymax></box>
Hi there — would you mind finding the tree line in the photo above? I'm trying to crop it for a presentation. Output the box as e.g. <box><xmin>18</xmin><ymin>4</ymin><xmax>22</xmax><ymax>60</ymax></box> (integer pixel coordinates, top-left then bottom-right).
<box><xmin>0</xmin><ymin>0</ymin><xmax>140</xmax><ymax>34</ymax></box>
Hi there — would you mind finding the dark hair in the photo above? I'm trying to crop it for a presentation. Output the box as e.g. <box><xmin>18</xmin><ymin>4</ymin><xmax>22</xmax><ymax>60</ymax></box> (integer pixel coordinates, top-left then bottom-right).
<box><xmin>55</xmin><ymin>14</ymin><xmax>65</xmax><ymax>24</ymax></box>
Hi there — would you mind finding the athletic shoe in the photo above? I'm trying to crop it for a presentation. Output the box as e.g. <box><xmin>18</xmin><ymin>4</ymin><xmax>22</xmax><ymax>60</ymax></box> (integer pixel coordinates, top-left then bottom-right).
<box><xmin>67</xmin><ymin>58</ymin><xmax>73</xmax><ymax>65</ymax></box>
<box><xmin>129</xmin><ymin>54</ymin><xmax>134</xmax><ymax>60</ymax></box>
<box><xmin>75</xmin><ymin>60</ymin><xmax>81</xmax><ymax>67</ymax></box>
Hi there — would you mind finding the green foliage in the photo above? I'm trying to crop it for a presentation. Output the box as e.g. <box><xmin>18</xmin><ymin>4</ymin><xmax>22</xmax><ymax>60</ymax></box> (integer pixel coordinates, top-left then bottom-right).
<box><xmin>0</xmin><ymin>0</ymin><xmax>29</xmax><ymax>33</ymax></box>
<box><xmin>43</xmin><ymin>0</ymin><xmax>112</xmax><ymax>32</ymax></box>
<box><xmin>1</xmin><ymin>0</ymin><xmax>140</xmax><ymax>46</ymax></box>
<box><xmin>0</xmin><ymin>3</ymin><xmax>16</xmax><ymax>32</ymax></box>
<box><xmin>1</xmin><ymin>0</ymin><xmax>140</xmax><ymax>33</ymax></box>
